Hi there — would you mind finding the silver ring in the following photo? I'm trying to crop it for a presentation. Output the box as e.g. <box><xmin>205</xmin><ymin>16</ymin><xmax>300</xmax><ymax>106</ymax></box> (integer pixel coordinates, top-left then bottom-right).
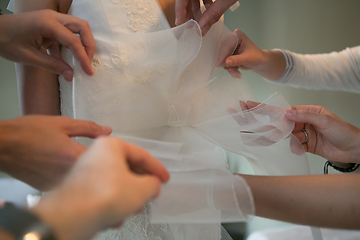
<box><xmin>300</xmin><ymin>129</ymin><xmax>308</xmax><ymax>144</ymax></box>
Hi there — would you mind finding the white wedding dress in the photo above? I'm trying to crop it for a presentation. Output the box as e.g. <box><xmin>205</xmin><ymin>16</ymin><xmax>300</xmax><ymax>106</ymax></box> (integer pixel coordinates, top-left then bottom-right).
<box><xmin>9</xmin><ymin>0</ymin><xmax>311</xmax><ymax>239</ymax></box>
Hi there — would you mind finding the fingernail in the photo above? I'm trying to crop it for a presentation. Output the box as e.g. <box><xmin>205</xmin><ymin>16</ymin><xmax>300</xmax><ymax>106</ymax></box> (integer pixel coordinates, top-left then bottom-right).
<box><xmin>102</xmin><ymin>126</ymin><xmax>112</xmax><ymax>134</ymax></box>
<box><xmin>62</xmin><ymin>70</ymin><xmax>73</xmax><ymax>81</ymax></box>
<box><xmin>226</xmin><ymin>59</ymin><xmax>233</xmax><ymax>67</ymax></box>
<box><xmin>285</xmin><ymin>109</ymin><xmax>296</xmax><ymax>116</ymax></box>
<box><xmin>234</xmin><ymin>70</ymin><xmax>242</xmax><ymax>79</ymax></box>
<box><xmin>175</xmin><ymin>17</ymin><xmax>179</xmax><ymax>26</ymax></box>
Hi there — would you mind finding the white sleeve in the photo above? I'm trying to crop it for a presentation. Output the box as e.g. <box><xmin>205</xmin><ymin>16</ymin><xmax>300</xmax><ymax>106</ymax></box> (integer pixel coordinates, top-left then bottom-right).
<box><xmin>266</xmin><ymin>46</ymin><xmax>360</xmax><ymax>93</ymax></box>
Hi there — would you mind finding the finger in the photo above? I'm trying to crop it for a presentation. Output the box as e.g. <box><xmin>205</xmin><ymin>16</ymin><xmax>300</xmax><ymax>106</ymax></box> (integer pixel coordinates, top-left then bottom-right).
<box><xmin>185</xmin><ymin>0</ymin><xmax>195</xmax><ymax>21</ymax></box>
<box><xmin>175</xmin><ymin>0</ymin><xmax>190</xmax><ymax>25</ymax></box>
<box><xmin>123</xmin><ymin>142</ymin><xmax>170</xmax><ymax>183</ymax></box>
<box><xmin>240</xmin><ymin>100</ymin><xmax>259</xmax><ymax>123</ymax></box>
<box><xmin>21</xmin><ymin>47</ymin><xmax>74</xmax><ymax>82</ymax></box>
<box><xmin>61</xmin><ymin>118</ymin><xmax>112</xmax><ymax>138</ymax></box>
<box><xmin>290</xmin><ymin>134</ymin><xmax>307</xmax><ymax>155</ymax></box>
<box><xmin>225</xmin><ymin>53</ymin><xmax>249</xmax><ymax>69</ymax></box>
<box><xmin>246</xmin><ymin>100</ymin><xmax>261</xmax><ymax>109</ymax></box>
<box><xmin>43</xmin><ymin>20</ymin><xmax>94</xmax><ymax>76</ymax></box>
<box><xmin>136</xmin><ymin>175</ymin><xmax>162</xmax><ymax>200</ymax></box>
<box><xmin>54</xmin><ymin>13</ymin><xmax>96</xmax><ymax>59</ymax></box>
<box><xmin>191</xmin><ymin>0</ymin><xmax>200</xmax><ymax>21</ymax></box>
<box><xmin>198</xmin><ymin>0</ymin><xmax>236</xmax><ymax>36</ymax></box>
<box><xmin>202</xmin><ymin>0</ymin><xmax>213</xmax><ymax>7</ymax></box>
<box><xmin>229</xmin><ymin>107</ymin><xmax>246</xmax><ymax>125</ymax></box>
<box><xmin>293</xmin><ymin>131</ymin><xmax>307</xmax><ymax>145</ymax></box>
<box><xmin>292</xmin><ymin>121</ymin><xmax>306</xmax><ymax>133</ymax></box>
<box><xmin>285</xmin><ymin>108</ymin><xmax>329</xmax><ymax>129</ymax></box>
<box><xmin>47</xmin><ymin>42</ymin><xmax>63</xmax><ymax>60</ymax></box>
<box><xmin>69</xmin><ymin>139</ymin><xmax>88</xmax><ymax>159</ymax></box>
<box><xmin>239</xmin><ymin>100</ymin><xmax>249</xmax><ymax>111</ymax></box>
<box><xmin>227</xmin><ymin>67</ymin><xmax>242</xmax><ymax>79</ymax></box>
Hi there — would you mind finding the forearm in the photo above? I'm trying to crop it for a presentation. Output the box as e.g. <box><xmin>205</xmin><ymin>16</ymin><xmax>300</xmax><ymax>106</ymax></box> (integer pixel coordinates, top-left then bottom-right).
<box><xmin>241</xmin><ymin>174</ymin><xmax>360</xmax><ymax>229</ymax></box>
<box><xmin>252</xmin><ymin>50</ymin><xmax>287</xmax><ymax>81</ymax></box>
<box><xmin>16</xmin><ymin>64</ymin><xmax>60</xmax><ymax>115</ymax></box>
<box><xmin>13</xmin><ymin>0</ymin><xmax>65</xmax><ymax>115</ymax></box>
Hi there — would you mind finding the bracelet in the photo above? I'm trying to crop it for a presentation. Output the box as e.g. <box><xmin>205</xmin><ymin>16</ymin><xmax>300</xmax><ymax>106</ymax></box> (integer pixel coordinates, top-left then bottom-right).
<box><xmin>0</xmin><ymin>202</ymin><xmax>56</xmax><ymax>240</ymax></box>
<box><xmin>324</xmin><ymin>160</ymin><xmax>360</xmax><ymax>174</ymax></box>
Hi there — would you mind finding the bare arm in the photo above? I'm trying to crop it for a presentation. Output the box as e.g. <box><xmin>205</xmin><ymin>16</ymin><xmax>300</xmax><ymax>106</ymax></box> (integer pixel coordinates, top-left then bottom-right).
<box><xmin>241</xmin><ymin>174</ymin><xmax>360</xmax><ymax>229</ymax></box>
<box><xmin>13</xmin><ymin>0</ymin><xmax>72</xmax><ymax>115</ymax></box>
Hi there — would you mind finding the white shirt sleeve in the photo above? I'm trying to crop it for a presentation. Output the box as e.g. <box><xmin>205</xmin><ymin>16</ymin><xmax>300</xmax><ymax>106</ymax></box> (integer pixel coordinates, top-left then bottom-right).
<box><xmin>266</xmin><ymin>46</ymin><xmax>360</xmax><ymax>93</ymax></box>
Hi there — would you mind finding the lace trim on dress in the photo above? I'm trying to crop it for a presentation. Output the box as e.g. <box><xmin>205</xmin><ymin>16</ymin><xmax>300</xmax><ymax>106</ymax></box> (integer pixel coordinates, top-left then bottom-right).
<box><xmin>111</xmin><ymin>0</ymin><xmax>160</xmax><ymax>32</ymax></box>
<box><xmin>92</xmin><ymin>203</ymin><xmax>169</xmax><ymax>240</ymax></box>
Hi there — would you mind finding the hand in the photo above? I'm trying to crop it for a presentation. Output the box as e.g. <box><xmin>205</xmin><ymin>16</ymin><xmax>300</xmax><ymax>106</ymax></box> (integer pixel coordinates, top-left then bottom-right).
<box><xmin>175</xmin><ymin>0</ymin><xmax>237</xmax><ymax>36</ymax></box>
<box><xmin>285</xmin><ymin>105</ymin><xmax>360</xmax><ymax>164</ymax></box>
<box><xmin>0</xmin><ymin>10</ymin><xmax>95</xmax><ymax>81</ymax></box>
<box><xmin>0</xmin><ymin>116</ymin><xmax>112</xmax><ymax>191</ymax></box>
<box><xmin>224</xmin><ymin>30</ymin><xmax>286</xmax><ymax>80</ymax></box>
<box><xmin>231</xmin><ymin>100</ymin><xmax>295</xmax><ymax>146</ymax></box>
<box><xmin>32</xmin><ymin>137</ymin><xmax>170</xmax><ymax>240</ymax></box>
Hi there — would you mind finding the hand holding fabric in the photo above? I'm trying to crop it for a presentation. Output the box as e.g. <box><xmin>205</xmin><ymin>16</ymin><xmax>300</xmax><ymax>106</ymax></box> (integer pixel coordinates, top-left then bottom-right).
<box><xmin>175</xmin><ymin>0</ymin><xmax>237</xmax><ymax>36</ymax></box>
<box><xmin>0</xmin><ymin>10</ymin><xmax>95</xmax><ymax>81</ymax></box>
<box><xmin>0</xmin><ymin>116</ymin><xmax>112</xmax><ymax>191</ymax></box>
<box><xmin>31</xmin><ymin>136</ymin><xmax>169</xmax><ymax>240</ymax></box>
<box><xmin>224</xmin><ymin>29</ymin><xmax>286</xmax><ymax>80</ymax></box>
<box><xmin>285</xmin><ymin>105</ymin><xmax>360</xmax><ymax>164</ymax></box>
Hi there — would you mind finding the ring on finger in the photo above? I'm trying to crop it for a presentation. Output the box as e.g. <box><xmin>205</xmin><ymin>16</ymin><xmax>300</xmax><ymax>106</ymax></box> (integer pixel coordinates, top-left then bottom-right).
<box><xmin>300</xmin><ymin>129</ymin><xmax>308</xmax><ymax>144</ymax></box>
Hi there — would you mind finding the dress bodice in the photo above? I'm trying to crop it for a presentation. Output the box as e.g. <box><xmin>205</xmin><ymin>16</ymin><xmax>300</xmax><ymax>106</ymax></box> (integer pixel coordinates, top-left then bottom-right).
<box><xmin>59</xmin><ymin>0</ymin><xmax>171</xmax><ymax>118</ymax></box>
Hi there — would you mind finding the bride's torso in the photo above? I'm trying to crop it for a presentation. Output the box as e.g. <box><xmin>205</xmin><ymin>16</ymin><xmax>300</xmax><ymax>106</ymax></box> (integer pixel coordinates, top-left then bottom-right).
<box><xmin>60</xmin><ymin>1</ymin><xmax>177</xmax><ymax>239</ymax></box>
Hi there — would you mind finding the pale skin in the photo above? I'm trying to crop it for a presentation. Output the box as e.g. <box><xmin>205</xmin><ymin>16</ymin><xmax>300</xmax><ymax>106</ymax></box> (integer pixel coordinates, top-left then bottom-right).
<box><xmin>0</xmin><ymin>137</ymin><xmax>170</xmax><ymax>240</ymax></box>
<box><xmin>13</xmin><ymin>0</ymin><xmax>360</xmax><ymax>231</ymax></box>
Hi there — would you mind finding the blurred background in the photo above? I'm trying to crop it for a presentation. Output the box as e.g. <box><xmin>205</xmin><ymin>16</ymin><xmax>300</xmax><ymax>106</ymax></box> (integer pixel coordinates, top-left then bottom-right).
<box><xmin>1</xmin><ymin>0</ymin><xmax>360</xmax><ymax>239</ymax></box>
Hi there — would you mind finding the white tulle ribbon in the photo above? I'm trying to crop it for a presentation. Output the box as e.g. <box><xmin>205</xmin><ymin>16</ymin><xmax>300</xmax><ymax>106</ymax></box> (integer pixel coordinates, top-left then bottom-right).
<box><xmin>68</xmin><ymin>18</ymin><xmax>310</xmax><ymax>229</ymax></box>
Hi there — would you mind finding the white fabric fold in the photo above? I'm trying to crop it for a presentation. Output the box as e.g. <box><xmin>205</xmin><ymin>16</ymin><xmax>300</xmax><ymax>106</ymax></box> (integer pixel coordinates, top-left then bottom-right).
<box><xmin>56</xmin><ymin>1</ymin><xmax>312</xmax><ymax>237</ymax></box>
<box><xmin>69</xmin><ymin>19</ymin><xmax>310</xmax><ymax>226</ymax></box>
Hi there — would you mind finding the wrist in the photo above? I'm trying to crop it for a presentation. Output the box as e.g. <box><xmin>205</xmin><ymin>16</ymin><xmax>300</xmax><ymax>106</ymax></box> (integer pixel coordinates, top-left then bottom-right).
<box><xmin>253</xmin><ymin>50</ymin><xmax>286</xmax><ymax>81</ymax></box>
<box><xmin>31</xmin><ymin>184</ymin><xmax>109</xmax><ymax>240</ymax></box>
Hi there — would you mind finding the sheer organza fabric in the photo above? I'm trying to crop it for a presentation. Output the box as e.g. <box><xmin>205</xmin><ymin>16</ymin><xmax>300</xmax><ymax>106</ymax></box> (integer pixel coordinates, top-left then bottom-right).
<box><xmin>8</xmin><ymin>0</ymin><xmax>311</xmax><ymax>238</ymax></box>
<box><xmin>68</xmin><ymin>21</ymin><xmax>309</xmax><ymax>240</ymax></box>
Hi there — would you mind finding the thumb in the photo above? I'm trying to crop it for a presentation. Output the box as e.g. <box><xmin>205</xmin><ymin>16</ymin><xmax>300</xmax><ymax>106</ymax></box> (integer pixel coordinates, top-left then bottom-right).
<box><xmin>285</xmin><ymin>109</ymin><xmax>330</xmax><ymax>129</ymax></box>
<box><xmin>25</xmin><ymin>47</ymin><xmax>74</xmax><ymax>81</ymax></box>
<box><xmin>225</xmin><ymin>54</ymin><xmax>248</xmax><ymax>69</ymax></box>
<box><xmin>198</xmin><ymin>0</ymin><xmax>236</xmax><ymax>36</ymax></box>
